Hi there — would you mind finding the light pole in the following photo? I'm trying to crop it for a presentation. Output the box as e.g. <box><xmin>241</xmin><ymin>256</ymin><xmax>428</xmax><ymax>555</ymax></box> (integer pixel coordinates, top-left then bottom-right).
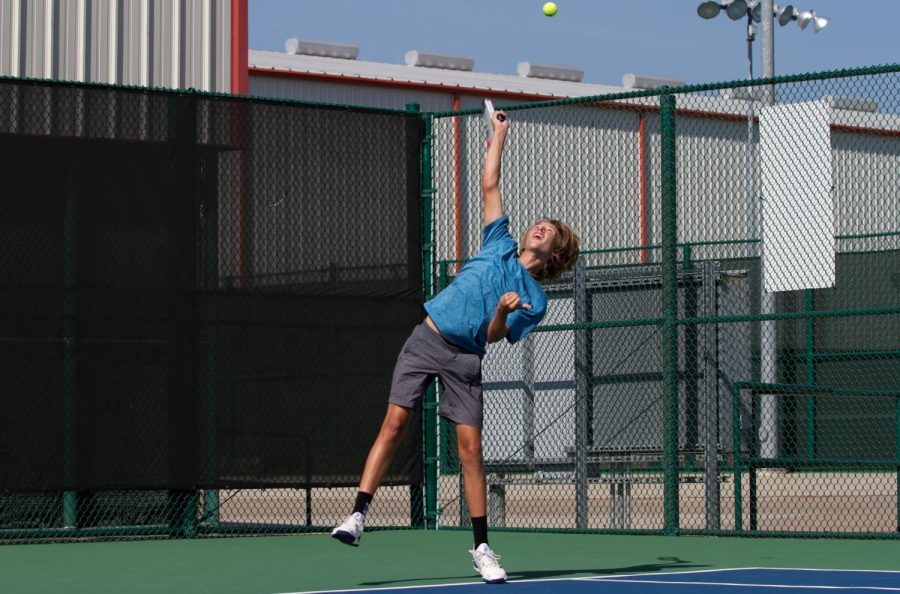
<box><xmin>696</xmin><ymin>0</ymin><xmax>830</xmax><ymax>463</ymax></box>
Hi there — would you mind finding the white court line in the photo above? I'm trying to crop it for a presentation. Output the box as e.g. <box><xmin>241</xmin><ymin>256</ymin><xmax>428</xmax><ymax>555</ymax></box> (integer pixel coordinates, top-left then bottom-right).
<box><xmin>758</xmin><ymin>569</ymin><xmax>900</xmax><ymax>575</ymax></box>
<box><xmin>275</xmin><ymin>576</ymin><xmax>589</xmax><ymax>594</ymax></box>
<box><xmin>581</xmin><ymin>567</ymin><xmax>759</xmax><ymax>580</ymax></box>
<box><xmin>276</xmin><ymin>567</ymin><xmax>755</xmax><ymax>594</ymax></box>
<box><xmin>590</xmin><ymin>579</ymin><xmax>900</xmax><ymax>591</ymax></box>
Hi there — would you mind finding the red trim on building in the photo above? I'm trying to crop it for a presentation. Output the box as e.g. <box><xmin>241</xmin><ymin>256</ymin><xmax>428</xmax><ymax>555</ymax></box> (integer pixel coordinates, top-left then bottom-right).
<box><xmin>231</xmin><ymin>0</ymin><xmax>249</xmax><ymax>95</ymax></box>
<box><xmin>452</xmin><ymin>94</ymin><xmax>463</xmax><ymax>272</ymax></box>
<box><xmin>638</xmin><ymin>114</ymin><xmax>648</xmax><ymax>264</ymax></box>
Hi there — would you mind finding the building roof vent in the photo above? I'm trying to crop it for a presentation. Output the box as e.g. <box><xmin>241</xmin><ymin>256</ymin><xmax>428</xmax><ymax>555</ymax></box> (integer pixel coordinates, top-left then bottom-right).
<box><xmin>622</xmin><ymin>73</ymin><xmax>685</xmax><ymax>89</ymax></box>
<box><xmin>516</xmin><ymin>62</ymin><xmax>583</xmax><ymax>82</ymax></box>
<box><xmin>824</xmin><ymin>95</ymin><xmax>877</xmax><ymax>112</ymax></box>
<box><xmin>720</xmin><ymin>87</ymin><xmax>764</xmax><ymax>101</ymax></box>
<box><xmin>404</xmin><ymin>51</ymin><xmax>475</xmax><ymax>71</ymax></box>
<box><xmin>285</xmin><ymin>38</ymin><xmax>359</xmax><ymax>60</ymax></box>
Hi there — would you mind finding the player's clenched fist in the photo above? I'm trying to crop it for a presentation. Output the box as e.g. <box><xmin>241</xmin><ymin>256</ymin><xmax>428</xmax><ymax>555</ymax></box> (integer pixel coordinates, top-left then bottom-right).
<box><xmin>497</xmin><ymin>291</ymin><xmax>532</xmax><ymax>313</ymax></box>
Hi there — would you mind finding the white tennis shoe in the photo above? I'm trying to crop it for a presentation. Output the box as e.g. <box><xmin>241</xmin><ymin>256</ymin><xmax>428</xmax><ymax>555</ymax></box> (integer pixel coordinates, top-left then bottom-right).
<box><xmin>470</xmin><ymin>543</ymin><xmax>507</xmax><ymax>583</ymax></box>
<box><xmin>330</xmin><ymin>512</ymin><xmax>365</xmax><ymax>546</ymax></box>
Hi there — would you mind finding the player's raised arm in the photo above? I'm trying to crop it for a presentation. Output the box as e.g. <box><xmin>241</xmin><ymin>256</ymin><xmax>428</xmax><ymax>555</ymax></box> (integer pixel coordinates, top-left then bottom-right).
<box><xmin>481</xmin><ymin>110</ymin><xmax>509</xmax><ymax>226</ymax></box>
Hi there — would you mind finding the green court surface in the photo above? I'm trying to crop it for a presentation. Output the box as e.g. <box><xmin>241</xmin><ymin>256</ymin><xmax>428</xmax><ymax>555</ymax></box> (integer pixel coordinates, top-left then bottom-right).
<box><xmin>2</xmin><ymin>531</ymin><xmax>899</xmax><ymax>594</ymax></box>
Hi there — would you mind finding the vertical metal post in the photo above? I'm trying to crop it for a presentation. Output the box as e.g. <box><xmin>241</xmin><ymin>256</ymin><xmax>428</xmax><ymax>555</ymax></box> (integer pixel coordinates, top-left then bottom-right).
<box><xmin>895</xmin><ymin>395</ymin><xmax>899</xmax><ymax>532</ymax></box>
<box><xmin>761</xmin><ymin>0</ymin><xmax>776</xmax><ymax>104</ymax></box>
<box><xmin>750</xmin><ymin>393</ymin><xmax>759</xmax><ymax>531</ymax></box>
<box><xmin>414</xmin><ymin>103</ymin><xmax>439</xmax><ymax>530</ymax></box>
<box><xmin>703</xmin><ymin>262</ymin><xmax>721</xmax><ymax>530</ymax></box>
<box><xmin>523</xmin><ymin>336</ymin><xmax>536</xmax><ymax>465</ymax></box>
<box><xmin>63</xmin><ymin>150</ymin><xmax>78</xmax><ymax>529</ymax></box>
<box><xmin>167</xmin><ymin>93</ymin><xmax>200</xmax><ymax>539</ymax></box>
<box><xmin>574</xmin><ymin>257</ymin><xmax>589</xmax><ymax>529</ymax></box>
<box><xmin>805</xmin><ymin>290</ymin><xmax>816</xmax><ymax>460</ymax></box>
<box><xmin>200</xmin><ymin>154</ymin><xmax>220</xmax><ymax>527</ymax></box>
<box><xmin>660</xmin><ymin>93</ymin><xmax>680</xmax><ymax>536</ymax></box>
<box><xmin>759</xmin><ymin>0</ymin><xmax>780</xmax><ymax>462</ymax></box>
<box><xmin>732</xmin><ymin>384</ymin><xmax>743</xmax><ymax>531</ymax></box>
<box><xmin>683</xmin><ymin>247</ymin><xmax>699</xmax><ymax>454</ymax></box>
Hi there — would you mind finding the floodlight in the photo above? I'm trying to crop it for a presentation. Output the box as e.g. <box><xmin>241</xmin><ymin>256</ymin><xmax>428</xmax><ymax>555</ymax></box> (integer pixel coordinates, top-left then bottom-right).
<box><xmin>697</xmin><ymin>1</ymin><xmax>722</xmax><ymax>19</ymax></box>
<box><xmin>775</xmin><ymin>5</ymin><xmax>795</xmax><ymax>26</ymax></box>
<box><xmin>750</xmin><ymin>1</ymin><xmax>762</xmax><ymax>23</ymax></box>
<box><xmin>725</xmin><ymin>0</ymin><xmax>748</xmax><ymax>20</ymax></box>
<box><xmin>812</xmin><ymin>12</ymin><xmax>829</xmax><ymax>33</ymax></box>
<box><xmin>796</xmin><ymin>10</ymin><xmax>813</xmax><ymax>29</ymax></box>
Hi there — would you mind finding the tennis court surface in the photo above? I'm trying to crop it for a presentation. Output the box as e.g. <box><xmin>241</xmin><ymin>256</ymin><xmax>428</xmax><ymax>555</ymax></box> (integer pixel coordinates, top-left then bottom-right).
<box><xmin>3</xmin><ymin>531</ymin><xmax>900</xmax><ymax>594</ymax></box>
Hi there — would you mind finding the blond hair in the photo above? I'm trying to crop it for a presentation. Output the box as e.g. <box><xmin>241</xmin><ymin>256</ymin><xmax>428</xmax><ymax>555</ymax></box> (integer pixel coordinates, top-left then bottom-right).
<box><xmin>520</xmin><ymin>219</ymin><xmax>580</xmax><ymax>282</ymax></box>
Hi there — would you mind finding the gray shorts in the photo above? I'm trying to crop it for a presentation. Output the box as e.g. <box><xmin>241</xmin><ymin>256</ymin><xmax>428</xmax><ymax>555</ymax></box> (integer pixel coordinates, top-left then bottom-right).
<box><xmin>388</xmin><ymin>322</ymin><xmax>484</xmax><ymax>428</ymax></box>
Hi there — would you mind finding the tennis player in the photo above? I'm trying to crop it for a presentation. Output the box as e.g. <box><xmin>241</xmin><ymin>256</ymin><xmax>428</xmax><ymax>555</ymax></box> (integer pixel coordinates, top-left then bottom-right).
<box><xmin>331</xmin><ymin>109</ymin><xmax>580</xmax><ymax>584</ymax></box>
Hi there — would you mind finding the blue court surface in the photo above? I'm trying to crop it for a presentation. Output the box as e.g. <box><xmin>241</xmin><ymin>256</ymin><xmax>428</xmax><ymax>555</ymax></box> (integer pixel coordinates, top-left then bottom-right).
<box><xmin>285</xmin><ymin>568</ymin><xmax>900</xmax><ymax>594</ymax></box>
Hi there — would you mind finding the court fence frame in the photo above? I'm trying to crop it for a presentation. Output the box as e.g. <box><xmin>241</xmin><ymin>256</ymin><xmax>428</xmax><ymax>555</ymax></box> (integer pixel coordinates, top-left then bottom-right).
<box><xmin>1</xmin><ymin>62</ymin><xmax>899</xmax><ymax>543</ymax></box>
<box><xmin>425</xmin><ymin>62</ymin><xmax>900</xmax><ymax>540</ymax></box>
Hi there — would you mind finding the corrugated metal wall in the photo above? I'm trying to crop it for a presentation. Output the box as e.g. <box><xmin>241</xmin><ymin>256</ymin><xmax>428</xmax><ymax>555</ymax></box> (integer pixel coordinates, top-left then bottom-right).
<box><xmin>0</xmin><ymin>0</ymin><xmax>231</xmax><ymax>92</ymax></box>
<box><xmin>249</xmin><ymin>73</ymin><xmax>487</xmax><ymax>113</ymax></box>
<box><xmin>250</xmin><ymin>74</ymin><xmax>435</xmax><ymax>110</ymax></box>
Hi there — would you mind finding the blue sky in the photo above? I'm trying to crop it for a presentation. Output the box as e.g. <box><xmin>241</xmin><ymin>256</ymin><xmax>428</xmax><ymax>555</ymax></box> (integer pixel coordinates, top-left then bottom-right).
<box><xmin>249</xmin><ymin>0</ymin><xmax>898</xmax><ymax>87</ymax></box>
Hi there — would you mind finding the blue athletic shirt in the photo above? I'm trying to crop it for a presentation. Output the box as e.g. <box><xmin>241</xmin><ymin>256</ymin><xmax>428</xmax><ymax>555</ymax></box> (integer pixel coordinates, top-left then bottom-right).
<box><xmin>425</xmin><ymin>215</ymin><xmax>547</xmax><ymax>357</ymax></box>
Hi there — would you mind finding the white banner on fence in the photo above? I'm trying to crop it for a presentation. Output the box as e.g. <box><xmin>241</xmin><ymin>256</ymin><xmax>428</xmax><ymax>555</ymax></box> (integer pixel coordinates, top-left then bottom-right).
<box><xmin>760</xmin><ymin>100</ymin><xmax>835</xmax><ymax>293</ymax></box>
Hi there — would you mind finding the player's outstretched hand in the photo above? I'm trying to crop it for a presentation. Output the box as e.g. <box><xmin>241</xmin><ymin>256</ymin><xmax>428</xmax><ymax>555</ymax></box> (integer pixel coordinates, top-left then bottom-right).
<box><xmin>492</xmin><ymin>110</ymin><xmax>509</xmax><ymax>132</ymax></box>
<box><xmin>497</xmin><ymin>291</ymin><xmax>531</xmax><ymax>313</ymax></box>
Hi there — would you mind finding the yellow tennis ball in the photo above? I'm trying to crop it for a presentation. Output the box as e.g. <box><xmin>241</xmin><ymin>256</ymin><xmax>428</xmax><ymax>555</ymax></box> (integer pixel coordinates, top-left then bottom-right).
<box><xmin>542</xmin><ymin>2</ymin><xmax>558</xmax><ymax>17</ymax></box>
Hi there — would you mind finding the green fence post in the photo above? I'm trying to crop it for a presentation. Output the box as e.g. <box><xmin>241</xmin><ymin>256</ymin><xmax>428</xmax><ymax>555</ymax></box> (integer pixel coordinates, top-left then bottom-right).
<box><xmin>805</xmin><ymin>290</ymin><xmax>816</xmax><ymax>460</ymax></box>
<box><xmin>413</xmin><ymin>103</ymin><xmax>439</xmax><ymax>530</ymax></box>
<box><xmin>63</xmin><ymin>150</ymin><xmax>78</xmax><ymax>529</ymax></box>
<box><xmin>750</xmin><ymin>391</ymin><xmax>759</xmax><ymax>531</ymax></box>
<box><xmin>437</xmin><ymin>262</ymin><xmax>459</xmax><ymax>475</ymax></box>
<box><xmin>896</xmin><ymin>395</ymin><xmax>899</xmax><ymax>532</ymax></box>
<box><xmin>683</xmin><ymin>245</ymin><xmax>699</xmax><ymax>460</ymax></box>
<box><xmin>166</xmin><ymin>92</ymin><xmax>200</xmax><ymax>539</ymax></box>
<box><xmin>732</xmin><ymin>384</ymin><xmax>743</xmax><ymax>532</ymax></box>
<box><xmin>660</xmin><ymin>92</ymin><xmax>679</xmax><ymax>536</ymax></box>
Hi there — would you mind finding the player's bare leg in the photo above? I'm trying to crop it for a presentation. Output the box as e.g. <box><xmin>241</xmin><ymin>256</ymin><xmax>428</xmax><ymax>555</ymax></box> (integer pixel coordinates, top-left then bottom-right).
<box><xmin>332</xmin><ymin>403</ymin><xmax>412</xmax><ymax>546</ymax></box>
<box><xmin>359</xmin><ymin>403</ymin><xmax>414</xmax><ymax>494</ymax></box>
<box><xmin>458</xmin><ymin>423</ymin><xmax>506</xmax><ymax>583</ymax></box>
<box><xmin>456</xmin><ymin>424</ymin><xmax>486</xmax><ymax>517</ymax></box>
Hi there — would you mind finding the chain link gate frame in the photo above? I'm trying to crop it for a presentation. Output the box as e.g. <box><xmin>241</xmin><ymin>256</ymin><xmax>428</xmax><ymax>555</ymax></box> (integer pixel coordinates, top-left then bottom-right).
<box><xmin>426</xmin><ymin>63</ymin><xmax>900</xmax><ymax>539</ymax></box>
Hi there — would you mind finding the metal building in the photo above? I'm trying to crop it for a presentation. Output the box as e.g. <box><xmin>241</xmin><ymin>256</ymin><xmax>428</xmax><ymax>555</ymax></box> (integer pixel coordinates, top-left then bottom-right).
<box><xmin>0</xmin><ymin>0</ymin><xmax>248</xmax><ymax>94</ymax></box>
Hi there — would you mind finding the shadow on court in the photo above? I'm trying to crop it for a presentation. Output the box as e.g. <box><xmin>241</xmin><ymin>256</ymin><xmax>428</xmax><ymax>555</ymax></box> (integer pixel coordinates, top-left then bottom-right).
<box><xmin>360</xmin><ymin>557</ymin><xmax>708</xmax><ymax>587</ymax></box>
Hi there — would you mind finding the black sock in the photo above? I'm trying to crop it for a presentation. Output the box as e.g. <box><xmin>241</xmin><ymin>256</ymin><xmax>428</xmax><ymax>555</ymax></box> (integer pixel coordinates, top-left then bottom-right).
<box><xmin>352</xmin><ymin>491</ymin><xmax>373</xmax><ymax>516</ymax></box>
<box><xmin>471</xmin><ymin>515</ymin><xmax>488</xmax><ymax>547</ymax></box>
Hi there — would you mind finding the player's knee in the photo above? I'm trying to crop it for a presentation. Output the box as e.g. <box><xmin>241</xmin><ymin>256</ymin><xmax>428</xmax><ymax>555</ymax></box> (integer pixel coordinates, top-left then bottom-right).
<box><xmin>457</xmin><ymin>440</ymin><xmax>483</xmax><ymax>465</ymax></box>
<box><xmin>380</xmin><ymin>417</ymin><xmax>407</xmax><ymax>443</ymax></box>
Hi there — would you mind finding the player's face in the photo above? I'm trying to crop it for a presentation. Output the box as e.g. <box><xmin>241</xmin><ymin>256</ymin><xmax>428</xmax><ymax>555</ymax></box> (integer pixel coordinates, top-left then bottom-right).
<box><xmin>526</xmin><ymin>220</ymin><xmax>558</xmax><ymax>255</ymax></box>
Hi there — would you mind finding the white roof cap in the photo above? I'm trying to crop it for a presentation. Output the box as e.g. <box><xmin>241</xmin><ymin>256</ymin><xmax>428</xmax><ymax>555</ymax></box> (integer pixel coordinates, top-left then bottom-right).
<box><xmin>404</xmin><ymin>51</ymin><xmax>474</xmax><ymax>71</ymax></box>
<box><xmin>284</xmin><ymin>38</ymin><xmax>359</xmax><ymax>60</ymax></box>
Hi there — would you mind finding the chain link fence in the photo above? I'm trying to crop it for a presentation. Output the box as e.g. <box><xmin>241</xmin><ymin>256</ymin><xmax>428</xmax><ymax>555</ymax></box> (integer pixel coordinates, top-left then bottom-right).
<box><xmin>0</xmin><ymin>79</ymin><xmax>424</xmax><ymax>542</ymax></box>
<box><xmin>1</xmin><ymin>64</ymin><xmax>898</xmax><ymax>545</ymax></box>
<box><xmin>428</xmin><ymin>64</ymin><xmax>900</xmax><ymax>538</ymax></box>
